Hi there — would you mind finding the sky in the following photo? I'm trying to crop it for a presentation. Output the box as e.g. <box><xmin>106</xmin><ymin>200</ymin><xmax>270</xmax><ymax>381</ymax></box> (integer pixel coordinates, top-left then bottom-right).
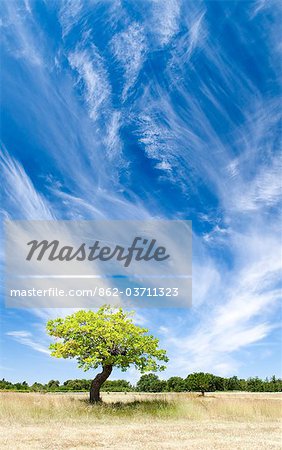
<box><xmin>0</xmin><ymin>0</ymin><xmax>281</xmax><ymax>384</ymax></box>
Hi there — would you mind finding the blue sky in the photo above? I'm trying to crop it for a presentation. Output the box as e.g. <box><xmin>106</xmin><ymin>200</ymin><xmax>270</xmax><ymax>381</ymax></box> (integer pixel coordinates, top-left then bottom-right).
<box><xmin>0</xmin><ymin>0</ymin><xmax>281</xmax><ymax>384</ymax></box>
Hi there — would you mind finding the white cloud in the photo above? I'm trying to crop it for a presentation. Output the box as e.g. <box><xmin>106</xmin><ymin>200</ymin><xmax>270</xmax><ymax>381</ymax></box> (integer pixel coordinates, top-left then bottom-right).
<box><xmin>203</xmin><ymin>225</ymin><xmax>230</xmax><ymax>243</ymax></box>
<box><xmin>6</xmin><ymin>330</ymin><xmax>50</xmax><ymax>355</ymax></box>
<box><xmin>155</xmin><ymin>161</ymin><xmax>172</xmax><ymax>171</ymax></box>
<box><xmin>1</xmin><ymin>0</ymin><xmax>44</xmax><ymax>66</ymax></box>
<box><xmin>187</xmin><ymin>12</ymin><xmax>205</xmax><ymax>57</ymax></box>
<box><xmin>149</xmin><ymin>0</ymin><xmax>180</xmax><ymax>46</ymax></box>
<box><xmin>111</xmin><ymin>23</ymin><xmax>147</xmax><ymax>100</ymax></box>
<box><xmin>160</xmin><ymin>225</ymin><xmax>282</xmax><ymax>376</ymax></box>
<box><xmin>0</xmin><ymin>147</ymin><xmax>54</xmax><ymax>220</ymax></box>
<box><xmin>59</xmin><ymin>0</ymin><xmax>83</xmax><ymax>38</ymax></box>
<box><xmin>6</xmin><ymin>331</ymin><xmax>31</xmax><ymax>338</ymax></box>
<box><xmin>68</xmin><ymin>46</ymin><xmax>110</xmax><ymax>121</ymax></box>
<box><xmin>229</xmin><ymin>156</ymin><xmax>282</xmax><ymax>212</ymax></box>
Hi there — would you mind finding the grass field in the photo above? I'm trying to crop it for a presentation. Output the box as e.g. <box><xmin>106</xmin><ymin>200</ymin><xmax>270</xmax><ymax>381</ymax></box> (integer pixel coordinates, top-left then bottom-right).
<box><xmin>0</xmin><ymin>392</ymin><xmax>281</xmax><ymax>449</ymax></box>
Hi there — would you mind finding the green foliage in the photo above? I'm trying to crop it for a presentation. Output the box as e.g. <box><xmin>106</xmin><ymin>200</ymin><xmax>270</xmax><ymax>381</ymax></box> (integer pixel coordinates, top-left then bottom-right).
<box><xmin>266</xmin><ymin>375</ymin><xmax>282</xmax><ymax>392</ymax></box>
<box><xmin>136</xmin><ymin>374</ymin><xmax>167</xmax><ymax>392</ymax></box>
<box><xmin>0</xmin><ymin>379</ymin><xmax>13</xmax><ymax>390</ymax></box>
<box><xmin>0</xmin><ymin>379</ymin><xmax>29</xmax><ymax>391</ymax></box>
<box><xmin>46</xmin><ymin>306</ymin><xmax>168</xmax><ymax>373</ymax></box>
<box><xmin>167</xmin><ymin>376</ymin><xmax>186</xmax><ymax>392</ymax></box>
<box><xmin>223</xmin><ymin>376</ymin><xmax>242</xmax><ymax>391</ymax></box>
<box><xmin>186</xmin><ymin>372</ymin><xmax>217</xmax><ymax>394</ymax></box>
<box><xmin>63</xmin><ymin>379</ymin><xmax>91</xmax><ymax>391</ymax></box>
<box><xmin>1</xmin><ymin>374</ymin><xmax>282</xmax><ymax>393</ymax></box>
<box><xmin>246</xmin><ymin>377</ymin><xmax>265</xmax><ymax>392</ymax></box>
<box><xmin>31</xmin><ymin>382</ymin><xmax>46</xmax><ymax>392</ymax></box>
<box><xmin>101</xmin><ymin>380</ymin><xmax>134</xmax><ymax>392</ymax></box>
<box><xmin>213</xmin><ymin>376</ymin><xmax>225</xmax><ymax>391</ymax></box>
<box><xmin>47</xmin><ymin>380</ymin><xmax>60</xmax><ymax>390</ymax></box>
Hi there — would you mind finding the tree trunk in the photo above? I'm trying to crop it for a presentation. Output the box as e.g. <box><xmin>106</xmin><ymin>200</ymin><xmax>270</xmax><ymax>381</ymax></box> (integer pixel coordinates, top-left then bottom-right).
<box><xmin>90</xmin><ymin>365</ymin><xmax>113</xmax><ymax>403</ymax></box>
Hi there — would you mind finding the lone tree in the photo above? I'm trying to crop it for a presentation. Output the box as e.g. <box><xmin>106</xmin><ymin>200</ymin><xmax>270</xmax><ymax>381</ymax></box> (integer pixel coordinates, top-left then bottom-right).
<box><xmin>46</xmin><ymin>306</ymin><xmax>168</xmax><ymax>403</ymax></box>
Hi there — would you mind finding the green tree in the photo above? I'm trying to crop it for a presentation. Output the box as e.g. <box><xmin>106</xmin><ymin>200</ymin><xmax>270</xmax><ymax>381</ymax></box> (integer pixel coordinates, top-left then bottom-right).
<box><xmin>31</xmin><ymin>382</ymin><xmax>45</xmax><ymax>392</ymax></box>
<box><xmin>223</xmin><ymin>376</ymin><xmax>241</xmax><ymax>391</ymax></box>
<box><xmin>136</xmin><ymin>374</ymin><xmax>167</xmax><ymax>392</ymax></box>
<box><xmin>46</xmin><ymin>306</ymin><xmax>168</xmax><ymax>403</ymax></box>
<box><xmin>101</xmin><ymin>379</ymin><xmax>134</xmax><ymax>392</ymax></box>
<box><xmin>265</xmin><ymin>375</ymin><xmax>282</xmax><ymax>392</ymax></box>
<box><xmin>186</xmin><ymin>372</ymin><xmax>216</xmax><ymax>396</ymax></box>
<box><xmin>0</xmin><ymin>379</ymin><xmax>13</xmax><ymax>390</ymax></box>
<box><xmin>47</xmin><ymin>380</ymin><xmax>60</xmax><ymax>390</ymax></box>
<box><xmin>167</xmin><ymin>376</ymin><xmax>186</xmax><ymax>392</ymax></box>
<box><xmin>246</xmin><ymin>377</ymin><xmax>264</xmax><ymax>392</ymax></box>
<box><xmin>213</xmin><ymin>376</ymin><xmax>225</xmax><ymax>391</ymax></box>
<box><xmin>63</xmin><ymin>379</ymin><xmax>91</xmax><ymax>391</ymax></box>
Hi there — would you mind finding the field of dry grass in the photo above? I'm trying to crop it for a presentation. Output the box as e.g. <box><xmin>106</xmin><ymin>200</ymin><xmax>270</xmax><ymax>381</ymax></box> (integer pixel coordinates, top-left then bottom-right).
<box><xmin>0</xmin><ymin>391</ymin><xmax>281</xmax><ymax>449</ymax></box>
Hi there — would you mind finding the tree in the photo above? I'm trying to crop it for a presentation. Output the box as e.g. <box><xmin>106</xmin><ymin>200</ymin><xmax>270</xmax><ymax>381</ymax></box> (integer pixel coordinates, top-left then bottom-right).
<box><xmin>31</xmin><ymin>382</ymin><xmax>45</xmax><ymax>392</ymax></box>
<box><xmin>246</xmin><ymin>377</ymin><xmax>264</xmax><ymax>392</ymax></box>
<box><xmin>47</xmin><ymin>380</ymin><xmax>60</xmax><ymax>390</ymax></box>
<box><xmin>136</xmin><ymin>374</ymin><xmax>167</xmax><ymax>392</ymax></box>
<box><xmin>224</xmin><ymin>376</ymin><xmax>242</xmax><ymax>391</ymax></box>
<box><xmin>167</xmin><ymin>376</ymin><xmax>186</xmax><ymax>392</ymax></box>
<box><xmin>266</xmin><ymin>375</ymin><xmax>282</xmax><ymax>392</ymax></box>
<box><xmin>63</xmin><ymin>379</ymin><xmax>91</xmax><ymax>391</ymax></box>
<box><xmin>0</xmin><ymin>378</ymin><xmax>13</xmax><ymax>390</ymax></box>
<box><xmin>22</xmin><ymin>381</ymin><xmax>29</xmax><ymax>389</ymax></box>
<box><xmin>101</xmin><ymin>379</ymin><xmax>134</xmax><ymax>392</ymax></box>
<box><xmin>186</xmin><ymin>372</ymin><xmax>216</xmax><ymax>396</ymax></box>
<box><xmin>46</xmin><ymin>306</ymin><xmax>168</xmax><ymax>403</ymax></box>
<box><xmin>213</xmin><ymin>376</ymin><xmax>225</xmax><ymax>391</ymax></box>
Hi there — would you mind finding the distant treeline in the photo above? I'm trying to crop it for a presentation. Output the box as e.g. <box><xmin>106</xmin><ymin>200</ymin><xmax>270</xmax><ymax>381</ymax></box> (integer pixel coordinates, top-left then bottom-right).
<box><xmin>1</xmin><ymin>373</ymin><xmax>281</xmax><ymax>393</ymax></box>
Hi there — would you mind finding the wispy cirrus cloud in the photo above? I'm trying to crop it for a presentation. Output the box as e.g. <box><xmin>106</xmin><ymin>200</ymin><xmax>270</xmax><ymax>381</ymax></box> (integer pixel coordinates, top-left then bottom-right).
<box><xmin>58</xmin><ymin>0</ymin><xmax>83</xmax><ymax>38</ymax></box>
<box><xmin>148</xmin><ymin>0</ymin><xmax>181</xmax><ymax>46</ymax></box>
<box><xmin>0</xmin><ymin>147</ymin><xmax>54</xmax><ymax>220</ymax></box>
<box><xmin>111</xmin><ymin>23</ymin><xmax>147</xmax><ymax>100</ymax></box>
<box><xmin>68</xmin><ymin>46</ymin><xmax>111</xmax><ymax>121</ymax></box>
<box><xmin>160</xmin><ymin>221</ymin><xmax>282</xmax><ymax>376</ymax></box>
<box><xmin>6</xmin><ymin>330</ymin><xmax>50</xmax><ymax>355</ymax></box>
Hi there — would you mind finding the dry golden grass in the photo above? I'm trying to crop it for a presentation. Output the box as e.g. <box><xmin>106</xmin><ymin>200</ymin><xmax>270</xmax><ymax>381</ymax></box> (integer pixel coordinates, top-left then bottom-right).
<box><xmin>0</xmin><ymin>392</ymin><xmax>281</xmax><ymax>449</ymax></box>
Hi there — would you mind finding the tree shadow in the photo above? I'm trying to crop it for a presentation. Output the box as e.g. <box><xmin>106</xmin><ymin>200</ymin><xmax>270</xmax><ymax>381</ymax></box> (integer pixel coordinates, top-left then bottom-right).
<box><xmin>79</xmin><ymin>398</ymin><xmax>176</xmax><ymax>416</ymax></box>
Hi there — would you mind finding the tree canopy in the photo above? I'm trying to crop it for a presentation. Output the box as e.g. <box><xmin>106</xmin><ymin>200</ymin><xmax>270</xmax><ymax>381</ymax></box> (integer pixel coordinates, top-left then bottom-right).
<box><xmin>46</xmin><ymin>306</ymin><xmax>168</xmax><ymax>373</ymax></box>
<box><xmin>136</xmin><ymin>374</ymin><xmax>167</xmax><ymax>392</ymax></box>
<box><xmin>186</xmin><ymin>372</ymin><xmax>217</xmax><ymax>395</ymax></box>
